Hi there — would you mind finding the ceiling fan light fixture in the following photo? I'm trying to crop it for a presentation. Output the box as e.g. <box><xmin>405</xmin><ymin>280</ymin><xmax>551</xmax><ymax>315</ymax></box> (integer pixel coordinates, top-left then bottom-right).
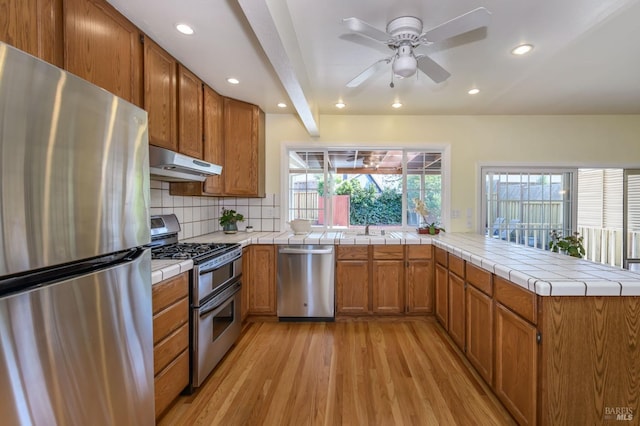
<box><xmin>511</xmin><ymin>44</ymin><xmax>534</xmax><ymax>55</ymax></box>
<box><xmin>392</xmin><ymin>44</ymin><xmax>417</xmax><ymax>78</ymax></box>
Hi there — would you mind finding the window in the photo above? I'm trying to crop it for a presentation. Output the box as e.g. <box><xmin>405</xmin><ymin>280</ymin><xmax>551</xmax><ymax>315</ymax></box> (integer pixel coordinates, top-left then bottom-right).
<box><xmin>481</xmin><ymin>168</ymin><xmax>577</xmax><ymax>249</ymax></box>
<box><xmin>286</xmin><ymin>148</ymin><xmax>443</xmax><ymax>230</ymax></box>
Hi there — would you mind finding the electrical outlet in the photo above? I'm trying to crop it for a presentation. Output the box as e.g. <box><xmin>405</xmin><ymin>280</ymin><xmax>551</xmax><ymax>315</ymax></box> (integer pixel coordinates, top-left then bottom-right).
<box><xmin>451</xmin><ymin>209</ymin><xmax>460</xmax><ymax>218</ymax></box>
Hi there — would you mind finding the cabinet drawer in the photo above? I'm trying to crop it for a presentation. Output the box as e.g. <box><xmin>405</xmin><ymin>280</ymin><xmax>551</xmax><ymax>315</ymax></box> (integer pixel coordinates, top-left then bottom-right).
<box><xmin>466</xmin><ymin>263</ymin><xmax>493</xmax><ymax>296</ymax></box>
<box><xmin>494</xmin><ymin>276</ymin><xmax>537</xmax><ymax>325</ymax></box>
<box><xmin>435</xmin><ymin>247</ymin><xmax>448</xmax><ymax>266</ymax></box>
<box><xmin>154</xmin><ymin>349</ymin><xmax>189</xmax><ymax>419</ymax></box>
<box><xmin>337</xmin><ymin>245</ymin><xmax>369</xmax><ymax>260</ymax></box>
<box><xmin>154</xmin><ymin>322</ymin><xmax>189</xmax><ymax>375</ymax></box>
<box><xmin>152</xmin><ymin>273</ymin><xmax>188</xmax><ymax>314</ymax></box>
<box><xmin>406</xmin><ymin>245</ymin><xmax>433</xmax><ymax>260</ymax></box>
<box><xmin>449</xmin><ymin>255</ymin><xmax>465</xmax><ymax>278</ymax></box>
<box><xmin>153</xmin><ymin>297</ymin><xmax>189</xmax><ymax>344</ymax></box>
<box><xmin>372</xmin><ymin>245</ymin><xmax>404</xmax><ymax>260</ymax></box>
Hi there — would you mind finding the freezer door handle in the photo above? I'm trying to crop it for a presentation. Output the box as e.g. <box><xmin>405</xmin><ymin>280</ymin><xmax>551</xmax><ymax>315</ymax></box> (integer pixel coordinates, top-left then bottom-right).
<box><xmin>278</xmin><ymin>247</ymin><xmax>333</xmax><ymax>255</ymax></box>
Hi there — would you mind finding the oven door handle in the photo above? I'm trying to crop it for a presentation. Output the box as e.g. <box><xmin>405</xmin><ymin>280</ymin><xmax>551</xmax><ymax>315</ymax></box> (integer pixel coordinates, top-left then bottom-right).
<box><xmin>199</xmin><ymin>282</ymin><xmax>241</xmax><ymax>317</ymax></box>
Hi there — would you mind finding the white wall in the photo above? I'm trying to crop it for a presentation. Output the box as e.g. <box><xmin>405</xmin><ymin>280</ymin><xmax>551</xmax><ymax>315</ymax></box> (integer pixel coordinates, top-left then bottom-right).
<box><xmin>266</xmin><ymin>114</ymin><xmax>640</xmax><ymax>232</ymax></box>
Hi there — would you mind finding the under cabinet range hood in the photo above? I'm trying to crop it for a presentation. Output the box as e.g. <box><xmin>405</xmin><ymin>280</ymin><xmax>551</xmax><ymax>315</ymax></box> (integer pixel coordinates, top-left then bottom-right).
<box><xmin>149</xmin><ymin>146</ymin><xmax>222</xmax><ymax>182</ymax></box>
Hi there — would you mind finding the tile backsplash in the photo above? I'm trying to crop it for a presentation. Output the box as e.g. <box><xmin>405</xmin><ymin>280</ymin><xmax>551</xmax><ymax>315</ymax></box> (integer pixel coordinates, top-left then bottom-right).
<box><xmin>150</xmin><ymin>180</ymin><xmax>281</xmax><ymax>239</ymax></box>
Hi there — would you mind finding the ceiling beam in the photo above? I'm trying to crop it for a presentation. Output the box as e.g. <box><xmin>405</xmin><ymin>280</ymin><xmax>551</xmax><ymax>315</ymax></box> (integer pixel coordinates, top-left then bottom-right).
<box><xmin>237</xmin><ymin>0</ymin><xmax>320</xmax><ymax>137</ymax></box>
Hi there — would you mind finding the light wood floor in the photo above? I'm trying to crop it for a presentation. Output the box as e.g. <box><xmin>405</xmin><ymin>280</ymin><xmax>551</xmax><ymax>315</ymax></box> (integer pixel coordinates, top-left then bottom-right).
<box><xmin>159</xmin><ymin>317</ymin><xmax>515</xmax><ymax>426</ymax></box>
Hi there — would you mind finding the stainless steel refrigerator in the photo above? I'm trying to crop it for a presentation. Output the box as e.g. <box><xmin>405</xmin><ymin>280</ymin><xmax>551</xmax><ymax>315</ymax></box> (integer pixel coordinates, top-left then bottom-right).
<box><xmin>0</xmin><ymin>42</ymin><xmax>154</xmax><ymax>424</ymax></box>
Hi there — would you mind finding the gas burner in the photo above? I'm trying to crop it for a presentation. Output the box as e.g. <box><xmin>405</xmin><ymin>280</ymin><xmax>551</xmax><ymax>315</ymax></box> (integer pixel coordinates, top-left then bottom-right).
<box><xmin>151</xmin><ymin>242</ymin><xmax>240</xmax><ymax>265</ymax></box>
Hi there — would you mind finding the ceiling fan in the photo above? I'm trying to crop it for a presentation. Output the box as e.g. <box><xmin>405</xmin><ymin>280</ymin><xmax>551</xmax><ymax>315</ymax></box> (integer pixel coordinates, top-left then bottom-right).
<box><xmin>342</xmin><ymin>7</ymin><xmax>491</xmax><ymax>87</ymax></box>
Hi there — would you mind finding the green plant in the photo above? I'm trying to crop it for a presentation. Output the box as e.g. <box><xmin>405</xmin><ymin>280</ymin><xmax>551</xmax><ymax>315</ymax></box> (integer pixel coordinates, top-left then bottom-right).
<box><xmin>426</xmin><ymin>222</ymin><xmax>446</xmax><ymax>234</ymax></box>
<box><xmin>219</xmin><ymin>209</ymin><xmax>244</xmax><ymax>226</ymax></box>
<box><xmin>549</xmin><ymin>230</ymin><xmax>585</xmax><ymax>258</ymax></box>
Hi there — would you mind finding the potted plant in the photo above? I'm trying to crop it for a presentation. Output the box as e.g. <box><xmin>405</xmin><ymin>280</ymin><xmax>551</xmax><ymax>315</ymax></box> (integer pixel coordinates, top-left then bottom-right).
<box><xmin>549</xmin><ymin>230</ymin><xmax>585</xmax><ymax>258</ymax></box>
<box><xmin>219</xmin><ymin>208</ymin><xmax>244</xmax><ymax>234</ymax></box>
<box><xmin>413</xmin><ymin>198</ymin><xmax>446</xmax><ymax>235</ymax></box>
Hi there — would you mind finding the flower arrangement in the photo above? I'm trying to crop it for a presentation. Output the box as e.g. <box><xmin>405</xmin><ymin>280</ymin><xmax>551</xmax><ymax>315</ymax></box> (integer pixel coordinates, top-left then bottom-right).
<box><xmin>549</xmin><ymin>230</ymin><xmax>585</xmax><ymax>258</ymax></box>
<box><xmin>413</xmin><ymin>198</ymin><xmax>445</xmax><ymax>235</ymax></box>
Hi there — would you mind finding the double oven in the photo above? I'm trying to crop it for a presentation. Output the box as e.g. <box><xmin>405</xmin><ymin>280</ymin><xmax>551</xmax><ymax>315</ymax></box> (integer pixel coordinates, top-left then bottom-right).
<box><xmin>150</xmin><ymin>214</ymin><xmax>243</xmax><ymax>390</ymax></box>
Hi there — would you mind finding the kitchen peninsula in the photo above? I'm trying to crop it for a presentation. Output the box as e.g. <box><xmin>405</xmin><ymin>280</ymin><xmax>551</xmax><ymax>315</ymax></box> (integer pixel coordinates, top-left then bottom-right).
<box><xmin>154</xmin><ymin>231</ymin><xmax>640</xmax><ymax>425</ymax></box>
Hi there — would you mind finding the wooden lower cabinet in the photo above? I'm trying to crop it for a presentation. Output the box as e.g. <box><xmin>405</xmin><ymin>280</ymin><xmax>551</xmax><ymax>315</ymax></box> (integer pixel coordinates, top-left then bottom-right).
<box><xmin>372</xmin><ymin>260</ymin><xmax>404</xmax><ymax>314</ymax></box>
<box><xmin>336</xmin><ymin>259</ymin><xmax>369</xmax><ymax>314</ymax></box>
<box><xmin>152</xmin><ymin>272</ymin><xmax>189</xmax><ymax>420</ymax></box>
<box><xmin>495</xmin><ymin>303</ymin><xmax>537</xmax><ymax>426</ymax></box>
<box><xmin>434</xmin><ymin>263</ymin><xmax>448</xmax><ymax>328</ymax></box>
<box><xmin>405</xmin><ymin>245</ymin><xmax>434</xmax><ymax>314</ymax></box>
<box><xmin>247</xmin><ymin>245</ymin><xmax>276</xmax><ymax>315</ymax></box>
<box><xmin>465</xmin><ymin>285</ymin><xmax>493</xmax><ymax>385</ymax></box>
<box><xmin>447</xmin><ymin>271</ymin><xmax>465</xmax><ymax>350</ymax></box>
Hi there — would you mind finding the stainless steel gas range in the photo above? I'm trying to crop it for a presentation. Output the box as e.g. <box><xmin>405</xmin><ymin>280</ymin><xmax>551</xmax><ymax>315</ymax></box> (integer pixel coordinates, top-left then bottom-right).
<box><xmin>150</xmin><ymin>214</ymin><xmax>243</xmax><ymax>390</ymax></box>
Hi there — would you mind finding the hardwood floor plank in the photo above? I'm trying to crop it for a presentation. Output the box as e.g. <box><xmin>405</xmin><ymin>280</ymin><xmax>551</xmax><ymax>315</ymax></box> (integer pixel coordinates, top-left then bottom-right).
<box><xmin>159</xmin><ymin>318</ymin><xmax>515</xmax><ymax>426</ymax></box>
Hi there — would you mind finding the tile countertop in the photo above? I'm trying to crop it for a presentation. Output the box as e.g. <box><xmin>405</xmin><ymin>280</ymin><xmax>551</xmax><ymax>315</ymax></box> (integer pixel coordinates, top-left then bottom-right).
<box><xmin>153</xmin><ymin>230</ymin><xmax>640</xmax><ymax>296</ymax></box>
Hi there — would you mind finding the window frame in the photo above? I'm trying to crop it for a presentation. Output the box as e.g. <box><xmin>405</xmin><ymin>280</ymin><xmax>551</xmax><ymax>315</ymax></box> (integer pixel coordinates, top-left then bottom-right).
<box><xmin>281</xmin><ymin>143</ymin><xmax>451</xmax><ymax>231</ymax></box>
<box><xmin>479</xmin><ymin>166</ymin><xmax>578</xmax><ymax>249</ymax></box>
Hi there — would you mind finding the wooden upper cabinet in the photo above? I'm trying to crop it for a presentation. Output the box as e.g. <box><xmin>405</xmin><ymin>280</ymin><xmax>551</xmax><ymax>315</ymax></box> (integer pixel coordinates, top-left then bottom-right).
<box><xmin>223</xmin><ymin>98</ymin><xmax>265</xmax><ymax>197</ymax></box>
<box><xmin>177</xmin><ymin>64</ymin><xmax>203</xmax><ymax>159</ymax></box>
<box><xmin>202</xmin><ymin>85</ymin><xmax>224</xmax><ymax>194</ymax></box>
<box><xmin>0</xmin><ymin>0</ymin><xmax>63</xmax><ymax>67</ymax></box>
<box><xmin>143</xmin><ymin>36</ymin><xmax>177</xmax><ymax>151</ymax></box>
<box><xmin>63</xmin><ymin>0</ymin><xmax>142</xmax><ymax>106</ymax></box>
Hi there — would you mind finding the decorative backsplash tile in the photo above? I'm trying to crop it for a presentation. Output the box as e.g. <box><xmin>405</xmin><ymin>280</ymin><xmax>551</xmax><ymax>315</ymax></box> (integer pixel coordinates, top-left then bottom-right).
<box><xmin>149</xmin><ymin>180</ymin><xmax>281</xmax><ymax>239</ymax></box>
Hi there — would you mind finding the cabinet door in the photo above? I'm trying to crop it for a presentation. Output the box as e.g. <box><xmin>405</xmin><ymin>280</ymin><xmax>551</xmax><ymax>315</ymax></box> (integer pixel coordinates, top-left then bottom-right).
<box><xmin>0</xmin><ymin>0</ymin><xmax>63</xmax><ymax>67</ymax></box>
<box><xmin>406</xmin><ymin>259</ymin><xmax>434</xmax><ymax>314</ymax></box>
<box><xmin>144</xmin><ymin>37</ymin><xmax>177</xmax><ymax>151</ymax></box>
<box><xmin>248</xmin><ymin>245</ymin><xmax>276</xmax><ymax>315</ymax></box>
<box><xmin>372</xmin><ymin>260</ymin><xmax>404</xmax><ymax>314</ymax></box>
<box><xmin>223</xmin><ymin>98</ymin><xmax>265</xmax><ymax>197</ymax></box>
<box><xmin>434</xmin><ymin>263</ymin><xmax>448</xmax><ymax>328</ymax></box>
<box><xmin>203</xmin><ymin>85</ymin><xmax>224</xmax><ymax>194</ymax></box>
<box><xmin>178</xmin><ymin>64</ymin><xmax>203</xmax><ymax>159</ymax></box>
<box><xmin>336</xmin><ymin>260</ymin><xmax>369</xmax><ymax>314</ymax></box>
<box><xmin>495</xmin><ymin>303</ymin><xmax>537</xmax><ymax>426</ymax></box>
<box><xmin>241</xmin><ymin>247</ymin><xmax>250</xmax><ymax>321</ymax></box>
<box><xmin>448</xmin><ymin>272</ymin><xmax>465</xmax><ymax>350</ymax></box>
<box><xmin>64</xmin><ymin>0</ymin><xmax>142</xmax><ymax>106</ymax></box>
<box><xmin>466</xmin><ymin>285</ymin><xmax>493</xmax><ymax>385</ymax></box>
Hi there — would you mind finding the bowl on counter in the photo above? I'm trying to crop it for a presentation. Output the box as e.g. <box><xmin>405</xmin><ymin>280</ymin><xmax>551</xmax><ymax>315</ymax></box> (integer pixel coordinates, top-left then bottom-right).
<box><xmin>288</xmin><ymin>219</ymin><xmax>311</xmax><ymax>235</ymax></box>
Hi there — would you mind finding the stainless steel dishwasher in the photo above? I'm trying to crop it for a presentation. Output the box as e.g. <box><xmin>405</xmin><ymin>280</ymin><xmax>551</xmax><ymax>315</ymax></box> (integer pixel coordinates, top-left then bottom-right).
<box><xmin>277</xmin><ymin>245</ymin><xmax>335</xmax><ymax>320</ymax></box>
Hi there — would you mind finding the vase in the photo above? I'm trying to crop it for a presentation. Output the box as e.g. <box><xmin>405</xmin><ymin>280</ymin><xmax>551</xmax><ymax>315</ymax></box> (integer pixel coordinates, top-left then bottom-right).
<box><xmin>223</xmin><ymin>223</ymin><xmax>238</xmax><ymax>234</ymax></box>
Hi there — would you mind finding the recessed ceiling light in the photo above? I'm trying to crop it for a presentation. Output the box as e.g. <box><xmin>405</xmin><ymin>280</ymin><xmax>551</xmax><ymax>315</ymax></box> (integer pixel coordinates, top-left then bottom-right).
<box><xmin>511</xmin><ymin>44</ymin><xmax>533</xmax><ymax>56</ymax></box>
<box><xmin>175</xmin><ymin>24</ymin><xmax>194</xmax><ymax>35</ymax></box>
<box><xmin>468</xmin><ymin>88</ymin><xmax>480</xmax><ymax>95</ymax></box>
<box><xmin>391</xmin><ymin>102</ymin><xmax>402</xmax><ymax>109</ymax></box>
<box><xmin>335</xmin><ymin>102</ymin><xmax>346</xmax><ymax>109</ymax></box>
<box><xmin>226</xmin><ymin>78</ymin><xmax>240</xmax><ymax>85</ymax></box>
<box><xmin>277</xmin><ymin>102</ymin><xmax>287</xmax><ymax>108</ymax></box>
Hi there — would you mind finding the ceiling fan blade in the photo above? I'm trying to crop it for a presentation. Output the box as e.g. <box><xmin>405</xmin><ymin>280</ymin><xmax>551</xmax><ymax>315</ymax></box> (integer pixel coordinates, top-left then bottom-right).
<box><xmin>346</xmin><ymin>58</ymin><xmax>391</xmax><ymax>87</ymax></box>
<box><xmin>415</xmin><ymin>55</ymin><xmax>451</xmax><ymax>83</ymax></box>
<box><xmin>421</xmin><ymin>7</ymin><xmax>491</xmax><ymax>43</ymax></box>
<box><xmin>343</xmin><ymin>17</ymin><xmax>391</xmax><ymax>43</ymax></box>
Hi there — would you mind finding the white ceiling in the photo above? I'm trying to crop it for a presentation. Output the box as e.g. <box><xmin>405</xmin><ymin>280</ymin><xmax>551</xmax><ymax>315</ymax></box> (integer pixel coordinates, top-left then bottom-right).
<box><xmin>106</xmin><ymin>0</ymin><xmax>640</xmax><ymax>136</ymax></box>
